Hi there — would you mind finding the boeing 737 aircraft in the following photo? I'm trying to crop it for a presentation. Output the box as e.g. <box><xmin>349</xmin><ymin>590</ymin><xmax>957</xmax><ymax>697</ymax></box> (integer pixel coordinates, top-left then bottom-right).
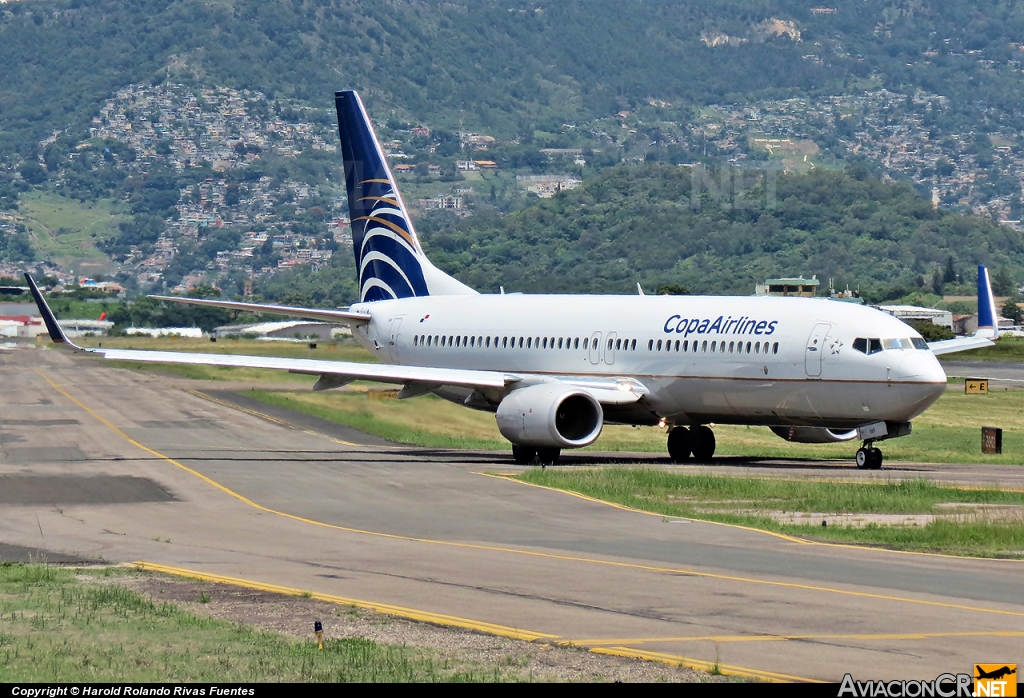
<box><xmin>26</xmin><ymin>90</ymin><xmax>1001</xmax><ymax>469</ymax></box>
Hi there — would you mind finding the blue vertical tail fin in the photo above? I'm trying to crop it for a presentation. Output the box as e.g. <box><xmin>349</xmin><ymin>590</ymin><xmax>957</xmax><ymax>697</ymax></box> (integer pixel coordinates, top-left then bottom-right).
<box><xmin>334</xmin><ymin>90</ymin><xmax>475</xmax><ymax>302</ymax></box>
<box><xmin>976</xmin><ymin>265</ymin><xmax>999</xmax><ymax>338</ymax></box>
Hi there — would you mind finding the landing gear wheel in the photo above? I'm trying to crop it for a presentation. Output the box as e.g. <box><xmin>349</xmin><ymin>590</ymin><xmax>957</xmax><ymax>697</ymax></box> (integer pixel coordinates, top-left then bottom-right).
<box><xmin>856</xmin><ymin>447</ymin><xmax>884</xmax><ymax>470</ymax></box>
<box><xmin>868</xmin><ymin>448</ymin><xmax>883</xmax><ymax>470</ymax></box>
<box><xmin>512</xmin><ymin>444</ymin><xmax>537</xmax><ymax>465</ymax></box>
<box><xmin>691</xmin><ymin>425</ymin><xmax>716</xmax><ymax>462</ymax></box>
<box><xmin>667</xmin><ymin>427</ymin><xmax>692</xmax><ymax>462</ymax></box>
<box><xmin>536</xmin><ymin>447</ymin><xmax>561</xmax><ymax>466</ymax></box>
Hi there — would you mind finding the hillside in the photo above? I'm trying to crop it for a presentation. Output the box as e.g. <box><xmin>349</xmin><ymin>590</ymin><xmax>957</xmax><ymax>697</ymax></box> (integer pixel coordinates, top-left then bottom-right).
<box><xmin>256</xmin><ymin>164</ymin><xmax>1024</xmax><ymax>302</ymax></box>
<box><xmin>3</xmin><ymin>0</ymin><xmax>1024</xmax><ymax>159</ymax></box>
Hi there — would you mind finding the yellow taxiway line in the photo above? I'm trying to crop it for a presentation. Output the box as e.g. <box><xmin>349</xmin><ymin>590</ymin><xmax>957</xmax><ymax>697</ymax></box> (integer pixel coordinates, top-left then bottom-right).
<box><xmin>486</xmin><ymin>473</ymin><xmax>1024</xmax><ymax>564</ymax></box>
<box><xmin>36</xmin><ymin>368</ymin><xmax>1024</xmax><ymax>633</ymax></box>
<box><xmin>126</xmin><ymin>561</ymin><xmax>814</xmax><ymax>682</ymax></box>
<box><xmin>570</xmin><ymin>630</ymin><xmax>1024</xmax><ymax>646</ymax></box>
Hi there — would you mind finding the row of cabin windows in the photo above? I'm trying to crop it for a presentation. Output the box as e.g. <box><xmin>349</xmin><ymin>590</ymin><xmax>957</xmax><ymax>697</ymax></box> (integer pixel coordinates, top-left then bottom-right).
<box><xmin>648</xmin><ymin>338</ymin><xmax>780</xmax><ymax>355</ymax></box>
<box><xmin>412</xmin><ymin>334</ymin><xmax>639</xmax><ymax>351</ymax></box>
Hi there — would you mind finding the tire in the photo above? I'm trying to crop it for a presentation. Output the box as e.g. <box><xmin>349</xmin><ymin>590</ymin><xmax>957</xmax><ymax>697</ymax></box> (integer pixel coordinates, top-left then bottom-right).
<box><xmin>855</xmin><ymin>448</ymin><xmax>869</xmax><ymax>469</ymax></box>
<box><xmin>691</xmin><ymin>425</ymin><xmax>716</xmax><ymax>462</ymax></box>
<box><xmin>869</xmin><ymin>448</ymin><xmax>883</xmax><ymax>470</ymax></box>
<box><xmin>667</xmin><ymin>427</ymin><xmax>692</xmax><ymax>462</ymax></box>
<box><xmin>537</xmin><ymin>447</ymin><xmax>561</xmax><ymax>465</ymax></box>
<box><xmin>512</xmin><ymin>444</ymin><xmax>537</xmax><ymax>465</ymax></box>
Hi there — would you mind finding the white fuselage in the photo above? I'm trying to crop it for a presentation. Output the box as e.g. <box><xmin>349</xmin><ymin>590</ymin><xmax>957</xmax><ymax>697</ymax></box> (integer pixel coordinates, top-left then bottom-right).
<box><xmin>347</xmin><ymin>294</ymin><xmax>948</xmax><ymax>429</ymax></box>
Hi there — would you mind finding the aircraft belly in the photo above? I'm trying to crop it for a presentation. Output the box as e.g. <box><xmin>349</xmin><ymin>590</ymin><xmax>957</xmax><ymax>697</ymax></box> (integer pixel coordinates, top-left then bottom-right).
<box><xmin>648</xmin><ymin>377</ymin><xmax>937</xmax><ymax>428</ymax></box>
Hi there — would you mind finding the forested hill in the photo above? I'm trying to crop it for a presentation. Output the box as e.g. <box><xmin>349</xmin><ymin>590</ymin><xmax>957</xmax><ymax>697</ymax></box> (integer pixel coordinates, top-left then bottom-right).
<box><xmin>416</xmin><ymin>164</ymin><xmax>1024</xmax><ymax>296</ymax></box>
<box><xmin>4</xmin><ymin>0</ymin><xmax>1024</xmax><ymax>157</ymax></box>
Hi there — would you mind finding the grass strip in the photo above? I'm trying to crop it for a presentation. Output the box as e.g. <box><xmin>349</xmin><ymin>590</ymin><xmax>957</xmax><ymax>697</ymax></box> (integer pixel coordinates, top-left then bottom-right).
<box><xmin>517</xmin><ymin>469</ymin><xmax>1024</xmax><ymax>558</ymax></box>
<box><xmin>0</xmin><ymin>564</ymin><xmax>515</xmax><ymax>682</ymax></box>
<box><xmin>249</xmin><ymin>390</ymin><xmax>508</xmax><ymax>449</ymax></box>
<box><xmin>244</xmin><ymin>386</ymin><xmax>1024</xmax><ymax>464</ymax></box>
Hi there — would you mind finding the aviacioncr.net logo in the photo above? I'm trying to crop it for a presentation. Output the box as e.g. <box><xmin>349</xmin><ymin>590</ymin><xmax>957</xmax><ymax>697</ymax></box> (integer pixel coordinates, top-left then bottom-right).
<box><xmin>838</xmin><ymin>673</ymin><xmax>973</xmax><ymax>697</ymax></box>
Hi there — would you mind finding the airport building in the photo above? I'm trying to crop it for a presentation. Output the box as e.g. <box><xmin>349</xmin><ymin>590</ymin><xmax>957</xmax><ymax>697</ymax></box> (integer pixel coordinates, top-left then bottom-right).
<box><xmin>213</xmin><ymin>320</ymin><xmax>344</xmax><ymax>340</ymax></box>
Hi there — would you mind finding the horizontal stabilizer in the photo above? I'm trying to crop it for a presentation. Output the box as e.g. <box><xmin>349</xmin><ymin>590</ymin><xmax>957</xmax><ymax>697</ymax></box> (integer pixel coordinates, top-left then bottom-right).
<box><xmin>148</xmin><ymin>296</ymin><xmax>372</xmax><ymax>325</ymax></box>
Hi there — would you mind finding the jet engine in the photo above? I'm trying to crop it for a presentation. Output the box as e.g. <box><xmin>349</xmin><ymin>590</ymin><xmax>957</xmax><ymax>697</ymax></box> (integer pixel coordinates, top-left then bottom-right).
<box><xmin>769</xmin><ymin>426</ymin><xmax>859</xmax><ymax>444</ymax></box>
<box><xmin>495</xmin><ymin>383</ymin><xmax>604</xmax><ymax>448</ymax></box>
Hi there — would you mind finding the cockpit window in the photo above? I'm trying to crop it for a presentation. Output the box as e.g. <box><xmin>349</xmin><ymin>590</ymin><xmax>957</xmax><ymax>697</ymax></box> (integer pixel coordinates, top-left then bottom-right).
<box><xmin>853</xmin><ymin>338</ymin><xmax>867</xmax><ymax>354</ymax></box>
<box><xmin>912</xmin><ymin>337</ymin><xmax>929</xmax><ymax>350</ymax></box>
<box><xmin>869</xmin><ymin>338</ymin><xmax>883</xmax><ymax>354</ymax></box>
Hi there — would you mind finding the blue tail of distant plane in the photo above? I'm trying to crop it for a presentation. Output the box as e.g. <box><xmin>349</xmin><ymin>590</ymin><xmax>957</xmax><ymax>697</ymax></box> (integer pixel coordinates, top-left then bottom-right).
<box><xmin>976</xmin><ymin>264</ymin><xmax>999</xmax><ymax>338</ymax></box>
<box><xmin>334</xmin><ymin>90</ymin><xmax>475</xmax><ymax>303</ymax></box>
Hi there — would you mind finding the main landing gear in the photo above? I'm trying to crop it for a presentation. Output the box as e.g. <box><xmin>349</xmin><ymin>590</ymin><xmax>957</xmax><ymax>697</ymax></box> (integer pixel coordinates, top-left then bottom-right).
<box><xmin>667</xmin><ymin>425</ymin><xmax>716</xmax><ymax>463</ymax></box>
<box><xmin>511</xmin><ymin>444</ymin><xmax>561</xmax><ymax>466</ymax></box>
<box><xmin>855</xmin><ymin>444</ymin><xmax>883</xmax><ymax>470</ymax></box>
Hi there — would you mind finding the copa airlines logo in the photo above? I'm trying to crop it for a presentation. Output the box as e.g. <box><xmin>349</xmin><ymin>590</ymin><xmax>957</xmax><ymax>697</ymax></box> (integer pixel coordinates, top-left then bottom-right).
<box><xmin>353</xmin><ymin>183</ymin><xmax>429</xmax><ymax>303</ymax></box>
<box><xmin>663</xmin><ymin>314</ymin><xmax>779</xmax><ymax>338</ymax></box>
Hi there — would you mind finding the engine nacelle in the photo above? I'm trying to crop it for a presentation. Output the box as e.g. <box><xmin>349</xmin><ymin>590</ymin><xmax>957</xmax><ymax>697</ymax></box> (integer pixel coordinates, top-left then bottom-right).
<box><xmin>770</xmin><ymin>426</ymin><xmax>859</xmax><ymax>444</ymax></box>
<box><xmin>495</xmin><ymin>383</ymin><xmax>604</xmax><ymax>448</ymax></box>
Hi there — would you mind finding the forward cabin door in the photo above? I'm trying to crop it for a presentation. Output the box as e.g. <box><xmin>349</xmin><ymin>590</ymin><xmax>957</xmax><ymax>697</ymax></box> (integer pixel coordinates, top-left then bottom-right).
<box><xmin>804</xmin><ymin>322</ymin><xmax>831</xmax><ymax>377</ymax></box>
<box><xmin>387</xmin><ymin>317</ymin><xmax>403</xmax><ymax>363</ymax></box>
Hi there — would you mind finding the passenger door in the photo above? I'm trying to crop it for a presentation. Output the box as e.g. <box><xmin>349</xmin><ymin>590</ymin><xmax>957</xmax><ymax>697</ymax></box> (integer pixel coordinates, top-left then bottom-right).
<box><xmin>605</xmin><ymin>331</ymin><xmax>617</xmax><ymax>365</ymax></box>
<box><xmin>804</xmin><ymin>322</ymin><xmax>831</xmax><ymax>377</ymax></box>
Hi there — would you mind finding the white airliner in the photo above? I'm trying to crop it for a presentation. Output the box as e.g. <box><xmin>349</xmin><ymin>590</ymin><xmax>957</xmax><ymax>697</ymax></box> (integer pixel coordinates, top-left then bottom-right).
<box><xmin>26</xmin><ymin>90</ymin><xmax>1001</xmax><ymax>469</ymax></box>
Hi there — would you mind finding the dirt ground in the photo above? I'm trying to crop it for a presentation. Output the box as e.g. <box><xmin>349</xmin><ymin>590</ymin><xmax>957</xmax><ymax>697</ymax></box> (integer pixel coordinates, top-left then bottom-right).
<box><xmin>111</xmin><ymin>571</ymin><xmax>725</xmax><ymax>683</ymax></box>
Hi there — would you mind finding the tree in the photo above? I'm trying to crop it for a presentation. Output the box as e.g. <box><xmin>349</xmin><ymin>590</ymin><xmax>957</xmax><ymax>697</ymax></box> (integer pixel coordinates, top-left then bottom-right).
<box><xmin>992</xmin><ymin>266</ymin><xmax>1015</xmax><ymax>296</ymax></box>
<box><xmin>656</xmin><ymin>284</ymin><xmax>691</xmax><ymax>295</ymax></box>
<box><xmin>1002</xmin><ymin>298</ymin><xmax>1023</xmax><ymax>324</ymax></box>
<box><xmin>18</xmin><ymin>162</ymin><xmax>47</xmax><ymax>185</ymax></box>
<box><xmin>943</xmin><ymin>255</ymin><xmax>956</xmax><ymax>283</ymax></box>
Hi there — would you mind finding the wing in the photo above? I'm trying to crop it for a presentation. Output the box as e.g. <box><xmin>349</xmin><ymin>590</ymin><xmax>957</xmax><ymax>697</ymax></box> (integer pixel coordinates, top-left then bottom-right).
<box><xmin>25</xmin><ymin>275</ymin><xmax>647</xmax><ymax>405</ymax></box>
<box><xmin>147</xmin><ymin>295</ymin><xmax>372</xmax><ymax>326</ymax></box>
<box><xmin>927</xmin><ymin>336</ymin><xmax>995</xmax><ymax>356</ymax></box>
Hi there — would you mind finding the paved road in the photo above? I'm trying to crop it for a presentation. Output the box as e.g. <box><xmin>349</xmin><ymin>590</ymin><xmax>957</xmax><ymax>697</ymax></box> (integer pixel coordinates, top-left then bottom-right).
<box><xmin>942</xmin><ymin>359</ymin><xmax>1024</xmax><ymax>385</ymax></box>
<box><xmin>2</xmin><ymin>347</ymin><xmax>1022</xmax><ymax>682</ymax></box>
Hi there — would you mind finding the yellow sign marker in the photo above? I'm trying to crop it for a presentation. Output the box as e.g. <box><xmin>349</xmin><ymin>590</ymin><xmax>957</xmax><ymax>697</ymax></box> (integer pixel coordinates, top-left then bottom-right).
<box><xmin>966</xmin><ymin>379</ymin><xmax>989</xmax><ymax>394</ymax></box>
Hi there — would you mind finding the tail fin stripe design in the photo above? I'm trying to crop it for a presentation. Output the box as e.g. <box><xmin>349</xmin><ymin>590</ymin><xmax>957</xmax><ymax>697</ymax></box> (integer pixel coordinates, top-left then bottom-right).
<box><xmin>357</xmin><ymin>215</ymin><xmax>418</xmax><ymax>246</ymax></box>
<box><xmin>360</xmin><ymin>250</ymin><xmax>421</xmax><ymax>297</ymax></box>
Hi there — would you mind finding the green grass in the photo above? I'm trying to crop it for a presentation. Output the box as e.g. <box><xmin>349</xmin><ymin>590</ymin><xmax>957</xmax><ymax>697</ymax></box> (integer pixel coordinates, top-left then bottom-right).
<box><xmin>251</xmin><ymin>390</ymin><xmax>509</xmax><ymax>449</ymax></box>
<box><xmin>0</xmin><ymin>564</ymin><xmax>519</xmax><ymax>682</ymax></box>
<box><xmin>18</xmin><ymin>191</ymin><xmax>122</xmax><ymax>272</ymax></box>
<box><xmin>71</xmin><ymin>336</ymin><xmax>377</xmax><ymax>383</ymax></box>
<box><xmin>946</xmin><ymin>335</ymin><xmax>1024</xmax><ymax>362</ymax></box>
<box><xmin>243</xmin><ymin>386</ymin><xmax>1024</xmax><ymax>465</ymax></box>
<box><xmin>516</xmin><ymin>469</ymin><xmax>1024</xmax><ymax>557</ymax></box>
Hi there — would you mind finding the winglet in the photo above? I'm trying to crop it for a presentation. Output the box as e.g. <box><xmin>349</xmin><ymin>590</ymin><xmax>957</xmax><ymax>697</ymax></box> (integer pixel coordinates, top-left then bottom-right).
<box><xmin>24</xmin><ymin>273</ymin><xmax>81</xmax><ymax>349</ymax></box>
<box><xmin>976</xmin><ymin>265</ymin><xmax>999</xmax><ymax>339</ymax></box>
